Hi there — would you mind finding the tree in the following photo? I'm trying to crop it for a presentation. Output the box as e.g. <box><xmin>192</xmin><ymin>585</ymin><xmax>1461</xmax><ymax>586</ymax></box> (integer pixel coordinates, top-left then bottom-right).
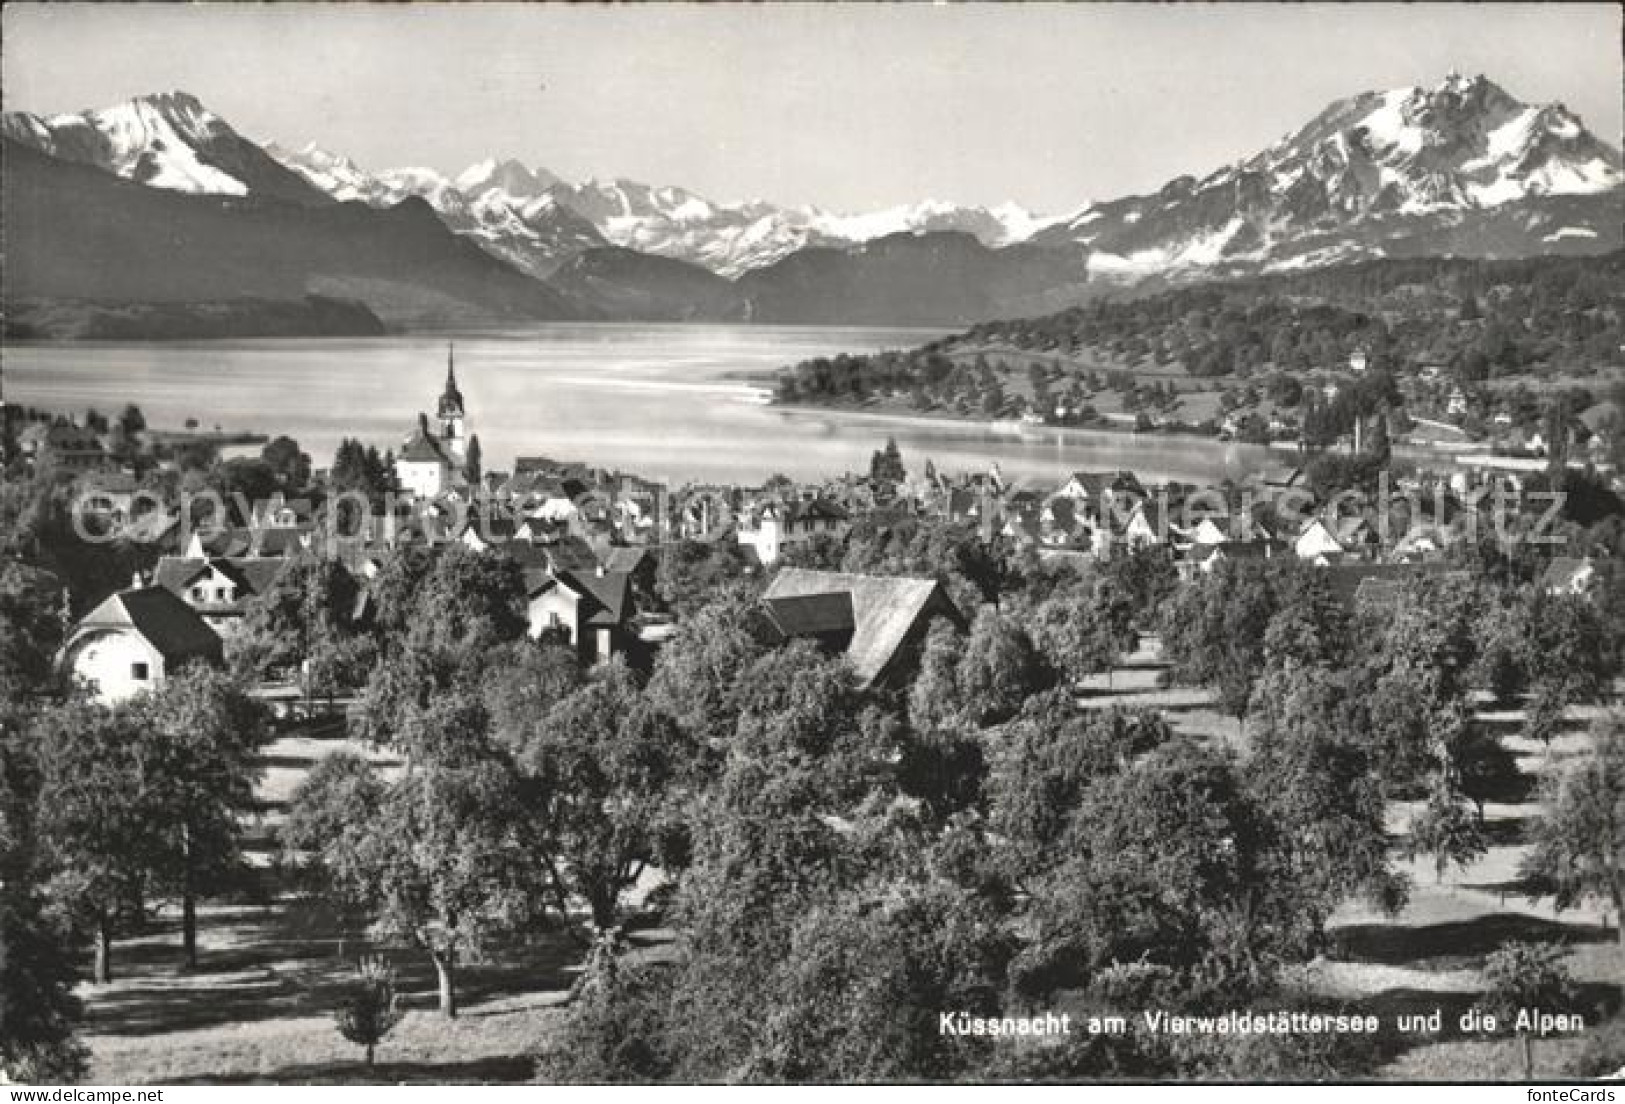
<box><xmin>1028</xmin><ymin>579</ymin><xmax>1136</xmax><ymax>688</ymax></box>
<box><xmin>1013</xmin><ymin>740</ymin><xmax>1296</xmax><ymax>1002</ymax></box>
<box><xmin>464</xmin><ymin>435</ymin><xmax>483</xmax><ymax>487</ymax></box>
<box><xmin>1477</xmin><ymin>941</ymin><xmax>1575</xmax><ymax>1078</ymax></box>
<box><xmin>1245</xmin><ymin>663</ymin><xmax>1407</xmax><ymax>945</ymax></box>
<box><xmin>260</xmin><ymin>435</ymin><xmax>312</xmax><ymax>494</ymax></box>
<box><xmin>948</xmin><ymin>609</ymin><xmax>1050</xmax><ymax>727</ymax></box>
<box><xmin>115</xmin><ymin>404</ymin><xmax>146</xmax><ymax>439</ymax></box>
<box><xmin>1159</xmin><ymin>560</ymin><xmax>1277</xmax><ymax>728</ymax></box>
<box><xmin>235</xmin><ymin>558</ymin><xmax>363</xmax><ymax>695</ymax></box>
<box><xmin>0</xmin><ymin>562</ymin><xmax>65</xmax><ymax>700</ymax></box>
<box><xmin>520</xmin><ymin>661</ymin><xmax>697</xmax><ymax>930</ymax></box>
<box><xmin>333</xmin><ymin>956</ymin><xmax>402</xmax><ymax>1067</ymax></box>
<box><xmin>32</xmin><ymin>703</ymin><xmax>168</xmax><ymax>984</ymax></box>
<box><xmin>1521</xmin><ymin>714</ymin><xmax>1625</xmax><ymax>942</ymax></box>
<box><xmin>1405</xmin><ymin>774</ymin><xmax>1488</xmax><ymax>883</ymax></box>
<box><xmin>1</xmin><ymin>719</ymin><xmax>88</xmax><ymax>1082</ymax></box>
<box><xmin>131</xmin><ymin>668</ymin><xmax>269</xmax><ymax>969</ymax></box>
<box><xmin>869</xmin><ymin>437</ymin><xmax>906</xmax><ymax>486</ymax></box>
<box><xmin>286</xmin><ymin>755</ymin><xmax>548</xmax><ymax>1018</ymax></box>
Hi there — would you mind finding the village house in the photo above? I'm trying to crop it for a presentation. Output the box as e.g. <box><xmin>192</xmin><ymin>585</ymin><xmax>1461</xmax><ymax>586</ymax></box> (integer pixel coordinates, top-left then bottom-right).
<box><xmin>26</xmin><ymin>421</ymin><xmax>108</xmax><ymax>472</ymax></box>
<box><xmin>152</xmin><ymin>555</ymin><xmax>291</xmax><ymax>640</ymax></box>
<box><xmin>1294</xmin><ymin>517</ymin><xmax>1345</xmax><ymax>562</ymax></box>
<box><xmin>60</xmin><ymin>586</ymin><xmax>223</xmax><ymax>704</ymax></box>
<box><xmin>1540</xmin><ymin>556</ymin><xmax>1597</xmax><ymax>597</ymax></box>
<box><xmin>1058</xmin><ymin>470</ymin><xmax>1147</xmax><ymax>519</ymax></box>
<box><xmin>736</xmin><ymin>496</ymin><xmax>852</xmax><ymax>566</ymax></box>
<box><xmin>525</xmin><ymin>566</ymin><xmax>640</xmax><ymax>664</ymax></box>
<box><xmin>758</xmin><ymin>567</ymin><xmax>965</xmax><ymax>690</ymax></box>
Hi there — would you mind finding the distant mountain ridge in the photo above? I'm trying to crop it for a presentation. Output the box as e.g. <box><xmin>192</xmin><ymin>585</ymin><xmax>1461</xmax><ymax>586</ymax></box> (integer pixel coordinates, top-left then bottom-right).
<box><xmin>270</xmin><ymin>145</ymin><xmax>1066</xmax><ymax>278</ymax></box>
<box><xmin>1033</xmin><ymin>73</ymin><xmax>1622</xmax><ymax>276</ymax></box>
<box><xmin>1</xmin><ymin>138</ymin><xmax>584</xmax><ymax>335</ymax></box>
<box><xmin>3</xmin><ymin>74</ymin><xmax>1619</xmax><ymax>337</ymax></box>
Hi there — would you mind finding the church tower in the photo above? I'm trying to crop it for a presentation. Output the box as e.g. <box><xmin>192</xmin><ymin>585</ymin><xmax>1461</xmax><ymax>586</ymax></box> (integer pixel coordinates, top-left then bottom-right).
<box><xmin>437</xmin><ymin>343</ymin><xmax>467</xmax><ymax>461</ymax></box>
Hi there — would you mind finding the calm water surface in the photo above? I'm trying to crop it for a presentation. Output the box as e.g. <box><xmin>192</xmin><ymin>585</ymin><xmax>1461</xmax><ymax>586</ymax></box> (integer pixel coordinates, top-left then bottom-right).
<box><xmin>4</xmin><ymin>324</ymin><xmax>1278</xmax><ymax>486</ymax></box>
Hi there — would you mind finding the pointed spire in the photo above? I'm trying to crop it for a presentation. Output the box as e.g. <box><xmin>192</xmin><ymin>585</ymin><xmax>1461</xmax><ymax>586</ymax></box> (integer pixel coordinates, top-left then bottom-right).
<box><xmin>446</xmin><ymin>342</ymin><xmax>457</xmax><ymax>392</ymax></box>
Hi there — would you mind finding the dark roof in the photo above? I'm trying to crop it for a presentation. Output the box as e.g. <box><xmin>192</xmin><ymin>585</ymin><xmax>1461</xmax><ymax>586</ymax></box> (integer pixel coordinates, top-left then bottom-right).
<box><xmin>74</xmin><ymin>587</ymin><xmax>222</xmax><ymax>664</ymax></box>
<box><xmin>760</xmin><ymin>592</ymin><xmax>856</xmax><ymax>640</ymax></box>
<box><xmin>398</xmin><ymin>422</ymin><xmax>453</xmax><ymax>464</ymax></box>
<box><xmin>153</xmin><ymin>555</ymin><xmax>289</xmax><ymax>612</ymax></box>
<box><xmin>763</xmin><ymin>568</ymin><xmax>963</xmax><ymax>687</ymax></box>
<box><xmin>1069</xmin><ymin>470</ymin><xmax>1145</xmax><ymax>497</ymax></box>
<box><xmin>556</xmin><ymin>569</ymin><xmax>635</xmax><ymax>627</ymax></box>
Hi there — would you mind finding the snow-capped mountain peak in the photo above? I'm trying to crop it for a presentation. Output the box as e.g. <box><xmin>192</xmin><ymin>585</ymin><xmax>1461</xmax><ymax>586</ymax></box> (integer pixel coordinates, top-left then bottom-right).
<box><xmin>1037</xmin><ymin>72</ymin><xmax>1622</xmax><ymax>277</ymax></box>
<box><xmin>2</xmin><ymin>91</ymin><xmax>328</xmax><ymax>204</ymax></box>
<box><xmin>454</xmin><ymin>157</ymin><xmax>561</xmax><ymax>200</ymax></box>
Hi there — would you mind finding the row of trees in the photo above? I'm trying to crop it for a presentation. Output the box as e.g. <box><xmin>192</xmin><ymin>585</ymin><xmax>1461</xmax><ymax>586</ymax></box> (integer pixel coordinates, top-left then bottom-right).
<box><xmin>2</xmin><ymin>646</ymin><xmax>269</xmax><ymax>1079</ymax></box>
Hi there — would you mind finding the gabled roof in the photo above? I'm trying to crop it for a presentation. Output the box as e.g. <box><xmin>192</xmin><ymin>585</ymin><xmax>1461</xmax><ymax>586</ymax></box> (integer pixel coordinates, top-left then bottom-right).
<box><xmin>153</xmin><ymin>555</ymin><xmax>290</xmax><ymax>611</ymax></box>
<box><xmin>73</xmin><ymin>587</ymin><xmax>221</xmax><ymax>663</ymax></box>
<box><xmin>1066</xmin><ymin>470</ymin><xmax>1145</xmax><ymax>498</ymax></box>
<box><xmin>763</xmin><ymin>568</ymin><xmax>963</xmax><ymax>687</ymax></box>
<box><xmin>553</xmin><ymin>569</ymin><xmax>635</xmax><ymax>627</ymax></box>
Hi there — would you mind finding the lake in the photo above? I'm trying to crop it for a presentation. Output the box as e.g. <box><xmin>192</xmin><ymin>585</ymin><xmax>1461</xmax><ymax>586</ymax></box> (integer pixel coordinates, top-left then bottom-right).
<box><xmin>3</xmin><ymin>324</ymin><xmax>1279</xmax><ymax>486</ymax></box>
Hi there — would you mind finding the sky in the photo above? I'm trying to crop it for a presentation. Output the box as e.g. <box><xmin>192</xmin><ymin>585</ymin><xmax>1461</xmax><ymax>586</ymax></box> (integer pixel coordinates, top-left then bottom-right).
<box><xmin>4</xmin><ymin>2</ymin><xmax>1621</xmax><ymax>214</ymax></box>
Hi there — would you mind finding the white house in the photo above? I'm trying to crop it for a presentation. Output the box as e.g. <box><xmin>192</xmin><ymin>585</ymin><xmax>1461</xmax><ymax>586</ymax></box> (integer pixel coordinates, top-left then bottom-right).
<box><xmin>60</xmin><ymin>587</ymin><xmax>222</xmax><ymax>704</ymax></box>
<box><xmin>526</xmin><ymin>567</ymin><xmax>637</xmax><ymax>663</ymax></box>
<box><xmin>1294</xmin><ymin>518</ymin><xmax>1345</xmax><ymax>562</ymax></box>
<box><xmin>736</xmin><ymin>497</ymin><xmax>851</xmax><ymax>566</ymax></box>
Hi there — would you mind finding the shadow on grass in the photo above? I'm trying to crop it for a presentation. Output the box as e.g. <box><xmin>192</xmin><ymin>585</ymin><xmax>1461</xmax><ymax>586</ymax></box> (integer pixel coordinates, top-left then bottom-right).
<box><xmin>165</xmin><ymin>1054</ymin><xmax>536</xmax><ymax>1085</ymax></box>
<box><xmin>1332</xmin><ymin>912</ymin><xmax>1614</xmax><ymax>970</ymax></box>
<box><xmin>83</xmin><ymin>908</ymin><xmax>585</xmax><ymax>1039</ymax></box>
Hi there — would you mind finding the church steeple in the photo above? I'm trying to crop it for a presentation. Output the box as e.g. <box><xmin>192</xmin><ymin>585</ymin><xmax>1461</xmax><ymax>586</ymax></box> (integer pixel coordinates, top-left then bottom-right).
<box><xmin>438</xmin><ymin>343</ymin><xmax>465</xmax><ymax>420</ymax></box>
<box><xmin>436</xmin><ymin>342</ymin><xmax>467</xmax><ymax>460</ymax></box>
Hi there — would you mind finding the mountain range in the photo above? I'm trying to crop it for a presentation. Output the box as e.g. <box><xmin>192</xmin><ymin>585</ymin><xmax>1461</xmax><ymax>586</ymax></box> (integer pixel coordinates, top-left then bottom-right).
<box><xmin>3</xmin><ymin>74</ymin><xmax>1619</xmax><ymax>336</ymax></box>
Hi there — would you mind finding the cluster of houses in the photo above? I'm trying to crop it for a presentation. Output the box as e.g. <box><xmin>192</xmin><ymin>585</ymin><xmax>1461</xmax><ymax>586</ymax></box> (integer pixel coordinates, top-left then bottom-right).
<box><xmin>41</xmin><ymin>355</ymin><xmax>1608</xmax><ymax>708</ymax></box>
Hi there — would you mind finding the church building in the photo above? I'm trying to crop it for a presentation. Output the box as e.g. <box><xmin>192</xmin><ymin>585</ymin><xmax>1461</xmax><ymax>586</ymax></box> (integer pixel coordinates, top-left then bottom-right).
<box><xmin>394</xmin><ymin>346</ymin><xmax>472</xmax><ymax>499</ymax></box>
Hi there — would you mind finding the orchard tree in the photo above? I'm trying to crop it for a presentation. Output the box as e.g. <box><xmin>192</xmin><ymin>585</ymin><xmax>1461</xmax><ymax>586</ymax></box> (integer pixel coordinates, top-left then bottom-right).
<box><xmin>1521</xmin><ymin>715</ymin><xmax>1625</xmax><ymax>942</ymax></box>
<box><xmin>33</xmin><ymin>703</ymin><xmax>168</xmax><ymax>984</ymax></box>
<box><xmin>1405</xmin><ymin>774</ymin><xmax>1488</xmax><ymax>883</ymax></box>
<box><xmin>1245</xmin><ymin>663</ymin><xmax>1407</xmax><ymax>945</ymax></box>
<box><xmin>132</xmin><ymin>667</ymin><xmax>269</xmax><ymax>969</ymax></box>
<box><xmin>521</xmin><ymin>661</ymin><xmax>697</xmax><ymax>930</ymax></box>
<box><xmin>1477</xmin><ymin>942</ymin><xmax>1576</xmax><ymax>1078</ymax></box>
<box><xmin>1028</xmin><ymin>577</ymin><xmax>1137</xmax><ymax>688</ymax></box>
<box><xmin>1159</xmin><ymin>560</ymin><xmax>1277</xmax><ymax>729</ymax></box>
<box><xmin>286</xmin><ymin>754</ymin><xmax>549</xmax><ymax>1018</ymax></box>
